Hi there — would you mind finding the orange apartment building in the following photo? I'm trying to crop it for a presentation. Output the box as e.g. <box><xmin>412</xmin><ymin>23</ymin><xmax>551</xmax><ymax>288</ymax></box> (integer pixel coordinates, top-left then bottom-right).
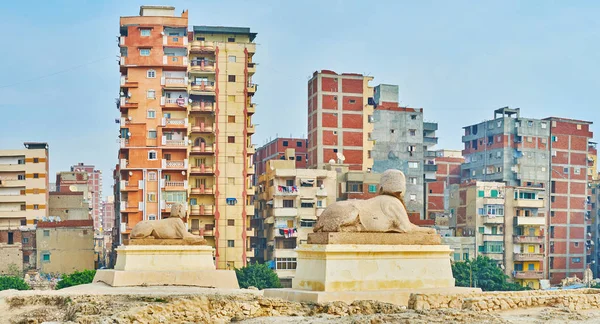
<box><xmin>307</xmin><ymin>70</ymin><xmax>374</xmax><ymax>171</ymax></box>
<box><xmin>116</xmin><ymin>6</ymin><xmax>257</xmax><ymax>269</ymax></box>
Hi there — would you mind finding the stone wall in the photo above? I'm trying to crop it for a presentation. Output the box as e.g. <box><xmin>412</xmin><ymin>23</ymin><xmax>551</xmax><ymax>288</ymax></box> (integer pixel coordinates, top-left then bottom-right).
<box><xmin>409</xmin><ymin>289</ymin><xmax>600</xmax><ymax>311</ymax></box>
<box><xmin>0</xmin><ymin>243</ymin><xmax>23</xmax><ymax>275</ymax></box>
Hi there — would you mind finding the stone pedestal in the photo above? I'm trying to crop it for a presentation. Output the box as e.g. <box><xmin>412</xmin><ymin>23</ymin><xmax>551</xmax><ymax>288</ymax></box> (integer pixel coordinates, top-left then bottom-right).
<box><xmin>264</xmin><ymin>241</ymin><xmax>479</xmax><ymax>306</ymax></box>
<box><xmin>94</xmin><ymin>245</ymin><xmax>238</xmax><ymax>289</ymax></box>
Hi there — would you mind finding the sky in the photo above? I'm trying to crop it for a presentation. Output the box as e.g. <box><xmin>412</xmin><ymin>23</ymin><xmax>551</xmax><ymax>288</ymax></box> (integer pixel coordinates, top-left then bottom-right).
<box><xmin>1</xmin><ymin>1</ymin><xmax>599</xmax><ymax>195</ymax></box>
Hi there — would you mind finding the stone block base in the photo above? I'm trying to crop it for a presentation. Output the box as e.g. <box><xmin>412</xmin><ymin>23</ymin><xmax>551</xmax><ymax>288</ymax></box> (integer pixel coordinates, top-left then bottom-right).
<box><xmin>94</xmin><ymin>269</ymin><xmax>239</xmax><ymax>289</ymax></box>
<box><xmin>307</xmin><ymin>232</ymin><xmax>442</xmax><ymax>245</ymax></box>
<box><xmin>263</xmin><ymin>287</ymin><xmax>480</xmax><ymax>307</ymax></box>
<box><xmin>114</xmin><ymin>245</ymin><xmax>214</xmax><ymax>271</ymax></box>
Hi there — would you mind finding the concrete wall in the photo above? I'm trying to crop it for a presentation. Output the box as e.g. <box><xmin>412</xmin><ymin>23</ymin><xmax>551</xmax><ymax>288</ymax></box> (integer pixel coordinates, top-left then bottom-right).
<box><xmin>49</xmin><ymin>193</ymin><xmax>90</xmax><ymax>220</ymax></box>
<box><xmin>0</xmin><ymin>243</ymin><xmax>22</xmax><ymax>275</ymax></box>
<box><xmin>36</xmin><ymin>222</ymin><xmax>94</xmax><ymax>274</ymax></box>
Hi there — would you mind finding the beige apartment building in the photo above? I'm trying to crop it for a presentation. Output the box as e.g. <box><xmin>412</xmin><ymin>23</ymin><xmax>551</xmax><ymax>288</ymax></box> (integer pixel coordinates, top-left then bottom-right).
<box><xmin>450</xmin><ymin>181</ymin><xmax>547</xmax><ymax>289</ymax></box>
<box><xmin>36</xmin><ymin>219</ymin><xmax>95</xmax><ymax>274</ymax></box>
<box><xmin>253</xmin><ymin>158</ymin><xmax>336</xmax><ymax>286</ymax></box>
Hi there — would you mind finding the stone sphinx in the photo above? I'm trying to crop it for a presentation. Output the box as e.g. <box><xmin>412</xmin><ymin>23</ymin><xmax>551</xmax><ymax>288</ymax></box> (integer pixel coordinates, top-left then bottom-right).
<box><xmin>130</xmin><ymin>203</ymin><xmax>205</xmax><ymax>244</ymax></box>
<box><xmin>313</xmin><ymin>169</ymin><xmax>435</xmax><ymax>234</ymax></box>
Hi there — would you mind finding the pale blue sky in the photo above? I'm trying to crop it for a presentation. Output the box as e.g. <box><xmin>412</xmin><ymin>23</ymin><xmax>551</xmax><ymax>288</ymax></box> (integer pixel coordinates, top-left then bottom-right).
<box><xmin>0</xmin><ymin>1</ymin><xmax>598</xmax><ymax>195</ymax></box>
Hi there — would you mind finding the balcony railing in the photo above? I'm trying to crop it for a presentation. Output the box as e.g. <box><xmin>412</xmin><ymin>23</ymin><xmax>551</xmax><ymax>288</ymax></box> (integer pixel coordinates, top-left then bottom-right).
<box><xmin>165</xmin><ymin>181</ymin><xmax>186</xmax><ymax>187</ymax></box>
<box><xmin>190</xmin><ymin>41</ymin><xmax>215</xmax><ymax>53</ymax></box>
<box><xmin>161</xmin><ymin>76</ymin><xmax>187</xmax><ymax>87</ymax></box>
<box><xmin>190</xmin><ymin>143</ymin><xmax>215</xmax><ymax>154</ymax></box>
<box><xmin>190</xmin><ymin>123</ymin><xmax>214</xmax><ymax>133</ymax></box>
<box><xmin>190</xmin><ymin>101</ymin><xmax>214</xmax><ymax>112</ymax></box>
<box><xmin>190</xmin><ymin>164</ymin><xmax>214</xmax><ymax>174</ymax></box>
<box><xmin>163</xmin><ymin>35</ymin><xmax>187</xmax><ymax>47</ymax></box>
<box><xmin>164</xmin><ymin>160</ymin><xmax>186</xmax><ymax>169</ymax></box>
<box><xmin>190</xmin><ymin>205</ymin><xmax>214</xmax><ymax>216</ymax></box>
<box><xmin>513</xmin><ymin>271</ymin><xmax>544</xmax><ymax>280</ymax></box>
<box><xmin>190</xmin><ymin>185</ymin><xmax>214</xmax><ymax>195</ymax></box>
<box><xmin>513</xmin><ymin>253</ymin><xmax>544</xmax><ymax>262</ymax></box>
<box><xmin>163</xmin><ymin>55</ymin><xmax>188</xmax><ymax>66</ymax></box>
<box><xmin>190</xmin><ymin>59</ymin><xmax>215</xmax><ymax>71</ymax></box>
<box><xmin>163</xmin><ymin>118</ymin><xmax>188</xmax><ymax>127</ymax></box>
<box><xmin>164</xmin><ymin>97</ymin><xmax>188</xmax><ymax>106</ymax></box>
<box><xmin>161</xmin><ymin>136</ymin><xmax>188</xmax><ymax>147</ymax></box>
<box><xmin>513</xmin><ymin>235</ymin><xmax>544</xmax><ymax>244</ymax></box>
<box><xmin>190</xmin><ymin>81</ymin><xmax>215</xmax><ymax>92</ymax></box>
<box><xmin>247</xmin><ymin>82</ymin><xmax>257</xmax><ymax>92</ymax></box>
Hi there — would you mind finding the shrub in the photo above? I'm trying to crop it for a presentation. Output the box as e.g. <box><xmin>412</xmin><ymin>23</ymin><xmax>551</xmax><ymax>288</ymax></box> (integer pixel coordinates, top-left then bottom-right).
<box><xmin>452</xmin><ymin>256</ymin><xmax>530</xmax><ymax>291</ymax></box>
<box><xmin>55</xmin><ymin>270</ymin><xmax>96</xmax><ymax>290</ymax></box>
<box><xmin>0</xmin><ymin>276</ymin><xmax>30</xmax><ymax>291</ymax></box>
<box><xmin>235</xmin><ymin>263</ymin><xmax>281</xmax><ymax>290</ymax></box>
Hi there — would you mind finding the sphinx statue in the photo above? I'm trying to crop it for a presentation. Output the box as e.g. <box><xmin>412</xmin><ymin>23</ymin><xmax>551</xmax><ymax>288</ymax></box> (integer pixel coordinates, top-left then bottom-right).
<box><xmin>130</xmin><ymin>203</ymin><xmax>204</xmax><ymax>241</ymax></box>
<box><xmin>313</xmin><ymin>169</ymin><xmax>436</xmax><ymax>234</ymax></box>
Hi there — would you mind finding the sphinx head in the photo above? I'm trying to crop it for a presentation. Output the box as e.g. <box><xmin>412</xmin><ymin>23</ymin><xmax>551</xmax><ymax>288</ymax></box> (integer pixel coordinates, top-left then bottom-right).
<box><xmin>169</xmin><ymin>203</ymin><xmax>186</xmax><ymax>219</ymax></box>
<box><xmin>379</xmin><ymin>169</ymin><xmax>407</xmax><ymax>201</ymax></box>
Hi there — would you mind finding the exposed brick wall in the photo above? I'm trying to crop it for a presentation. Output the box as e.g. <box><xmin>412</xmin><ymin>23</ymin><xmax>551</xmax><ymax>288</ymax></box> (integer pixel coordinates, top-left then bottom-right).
<box><xmin>342</xmin><ymin>114</ymin><xmax>363</xmax><ymax>129</ymax></box>
<box><xmin>341</xmin><ymin>79</ymin><xmax>363</xmax><ymax>94</ymax></box>
<box><xmin>321</xmin><ymin>77</ymin><xmax>338</xmax><ymax>92</ymax></box>
<box><xmin>342</xmin><ymin>132</ymin><xmax>363</xmax><ymax>146</ymax></box>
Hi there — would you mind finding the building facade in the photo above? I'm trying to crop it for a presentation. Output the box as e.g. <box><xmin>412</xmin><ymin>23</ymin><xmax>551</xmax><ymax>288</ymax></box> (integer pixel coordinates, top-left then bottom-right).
<box><xmin>49</xmin><ymin>192</ymin><xmax>90</xmax><ymax>221</ymax></box>
<box><xmin>117</xmin><ymin>6</ymin><xmax>257</xmax><ymax>269</ymax></box>
<box><xmin>71</xmin><ymin>163</ymin><xmax>102</xmax><ymax>231</ymax></box>
<box><xmin>255</xmin><ymin>138</ymin><xmax>307</xmax><ymax>176</ymax></box>
<box><xmin>371</xmin><ymin>84</ymin><xmax>438</xmax><ymax>220</ymax></box>
<box><xmin>253</xmin><ymin>160</ymin><xmax>336</xmax><ymax>286</ymax></box>
<box><xmin>36</xmin><ymin>220</ymin><xmax>95</xmax><ymax>274</ymax></box>
<box><xmin>307</xmin><ymin>70</ymin><xmax>374</xmax><ymax>171</ymax></box>
<box><xmin>426</xmin><ymin>150</ymin><xmax>463</xmax><ymax>220</ymax></box>
<box><xmin>102</xmin><ymin>196</ymin><xmax>115</xmax><ymax>232</ymax></box>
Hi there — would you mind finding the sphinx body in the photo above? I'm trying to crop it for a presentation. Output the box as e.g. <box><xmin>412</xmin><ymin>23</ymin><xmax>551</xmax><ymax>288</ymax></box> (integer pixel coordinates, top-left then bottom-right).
<box><xmin>130</xmin><ymin>203</ymin><xmax>198</xmax><ymax>239</ymax></box>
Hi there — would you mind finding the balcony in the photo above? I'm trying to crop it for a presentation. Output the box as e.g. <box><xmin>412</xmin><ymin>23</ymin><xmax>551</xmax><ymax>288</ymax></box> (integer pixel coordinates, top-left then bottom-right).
<box><xmin>190</xmin><ymin>205</ymin><xmax>214</xmax><ymax>216</ymax></box>
<box><xmin>163</xmin><ymin>35</ymin><xmax>187</xmax><ymax>47</ymax></box>
<box><xmin>247</xmin><ymin>82</ymin><xmax>257</xmax><ymax>94</ymax></box>
<box><xmin>274</xmin><ymin>187</ymin><xmax>299</xmax><ymax>196</ymax></box>
<box><xmin>273</xmin><ymin>208</ymin><xmax>298</xmax><ymax>217</ymax></box>
<box><xmin>190</xmin><ymin>123</ymin><xmax>215</xmax><ymax>134</ymax></box>
<box><xmin>424</xmin><ymin>150</ymin><xmax>437</xmax><ymax>158</ymax></box>
<box><xmin>162</xmin><ymin>118</ymin><xmax>188</xmax><ymax>129</ymax></box>
<box><xmin>513</xmin><ymin>235</ymin><xmax>544</xmax><ymax>244</ymax></box>
<box><xmin>160</xmin><ymin>96</ymin><xmax>188</xmax><ymax>110</ymax></box>
<box><xmin>514</xmin><ymin>271</ymin><xmax>544</xmax><ymax>280</ymax></box>
<box><xmin>120</xmin><ymin>76</ymin><xmax>138</xmax><ymax>88</ymax></box>
<box><xmin>119</xmin><ymin>97</ymin><xmax>138</xmax><ymax>110</ymax></box>
<box><xmin>119</xmin><ymin>180</ymin><xmax>139</xmax><ymax>191</ymax></box>
<box><xmin>247</xmin><ymin>103</ymin><xmax>256</xmax><ymax>115</ymax></box>
<box><xmin>247</xmin><ymin>145</ymin><xmax>256</xmax><ymax>155</ymax></box>
<box><xmin>190</xmin><ymin>185</ymin><xmax>215</xmax><ymax>195</ymax></box>
<box><xmin>514</xmin><ymin>216</ymin><xmax>545</xmax><ymax>226</ymax></box>
<box><xmin>161</xmin><ymin>136</ymin><xmax>188</xmax><ymax>148</ymax></box>
<box><xmin>246</xmin><ymin>124</ymin><xmax>256</xmax><ymax>135</ymax></box>
<box><xmin>514</xmin><ymin>253</ymin><xmax>544</xmax><ymax>262</ymax></box>
<box><xmin>513</xmin><ymin>198</ymin><xmax>544</xmax><ymax>209</ymax></box>
<box><xmin>190</xmin><ymin>41</ymin><xmax>215</xmax><ymax>53</ymax></box>
<box><xmin>423</xmin><ymin>122</ymin><xmax>438</xmax><ymax>131</ymax></box>
<box><xmin>424</xmin><ymin>136</ymin><xmax>438</xmax><ymax>145</ymax></box>
<box><xmin>316</xmin><ymin>188</ymin><xmax>328</xmax><ymax>197</ymax></box>
<box><xmin>162</xmin><ymin>159</ymin><xmax>188</xmax><ymax>170</ymax></box>
<box><xmin>190</xmin><ymin>143</ymin><xmax>215</xmax><ymax>155</ymax></box>
<box><xmin>190</xmin><ymin>164</ymin><xmax>214</xmax><ymax>175</ymax></box>
<box><xmin>190</xmin><ymin>81</ymin><xmax>215</xmax><ymax>93</ymax></box>
<box><xmin>482</xmin><ymin>234</ymin><xmax>504</xmax><ymax>242</ymax></box>
<box><xmin>190</xmin><ymin>101</ymin><xmax>214</xmax><ymax>113</ymax></box>
<box><xmin>247</xmin><ymin>186</ymin><xmax>256</xmax><ymax>196</ymax></box>
<box><xmin>0</xmin><ymin>179</ymin><xmax>26</xmax><ymax>187</ymax></box>
<box><xmin>424</xmin><ymin>164</ymin><xmax>438</xmax><ymax>172</ymax></box>
<box><xmin>162</xmin><ymin>55</ymin><xmax>188</xmax><ymax>67</ymax></box>
<box><xmin>161</xmin><ymin>180</ymin><xmax>188</xmax><ymax>190</ymax></box>
<box><xmin>161</xmin><ymin>76</ymin><xmax>187</xmax><ymax>89</ymax></box>
<box><xmin>247</xmin><ymin>62</ymin><xmax>256</xmax><ymax>74</ymax></box>
<box><xmin>161</xmin><ymin>201</ymin><xmax>187</xmax><ymax>212</ymax></box>
<box><xmin>482</xmin><ymin>215</ymin><xmax>504</xmax><ymax>224</ymax></box>
<box><xmin>190</xmin><ymin>60</ymin><xmax>215</xmax><ymax>73</ymax></box>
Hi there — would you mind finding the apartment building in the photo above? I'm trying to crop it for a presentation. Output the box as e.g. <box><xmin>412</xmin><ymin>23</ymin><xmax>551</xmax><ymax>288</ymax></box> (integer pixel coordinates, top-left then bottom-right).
<box><xmin>546</xmin><ymin>117</ymin><xmax>594</xmax><ymax>283</ymax></box>
<box><xmin>49</xmin><ymin>192</ymin><xmax>90</xmax><ymax>221</ymax></box>
<box><xmin>450</xmin><ymin>181</ymin><xmax>547</xmax><ymax>289</ymax></box>
<box><xmin>255</xmin><ymin>138</ymin><xmax>307</xmax><ymax>176</ymax></box>
<box><xmin>307</xmin><ymin>70</ymin><xmax>374</xmax><ymax>171</ymax></box>
<box><xmin>253</xmin><ymin>160</ymin><xmax>336</xmax><ymax>287</ymax></box>
<box><xmin>71</xmin><ymin>163</ymin><xmax>102</xmax><ymax>231</ymax></box>
<box><xmin>426</xmin><ymin>150</ymin><xmax>463</xmax><ymax>219</ymax></box>
<box><xmin>102</xmin><ymin>196</ymin><xmax>115</xmax><ymax>232</ymax></box>
<box><xmin>117</xmin><ymin>6</ymin><xmax>257</xmax><ymax>269</ymax></box>
<box><xmin>371</xmin><ymin>84</ymin><xmax>438</xmax><ymax>220</ymax></box>
<box><xmin>591</xmin><ymin>178</ymin><xmax>600</xmax><ymax>278</ymax></box>
<box><xmin>36</xmin><ymin>219</ymin><xmax>95</xmax><ymax>274</ymax></box>
<box><xmin>56</xmin><ymin>172</ymin><xmax>90</xmax><ymax>203</ymax></box>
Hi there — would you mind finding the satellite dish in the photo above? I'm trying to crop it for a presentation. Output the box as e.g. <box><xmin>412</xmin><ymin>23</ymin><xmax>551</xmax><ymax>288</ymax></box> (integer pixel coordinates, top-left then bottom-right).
<box><xmin>127</xmin><ymin>132</ymin><xmax>131</xmax><ymax>137</ymax></box>
<box><xmin>69</xmin><ymin>185</ymin><xmax>78</xmax><ymax>192</ymax></box>
<box><xmin>160</xmin><ymin>31</ymin><xmax>165</xmax><ymax>35</ymax></box>
<box><xmin>328</xmin><ymin>159</ymin><xmax>336</xmax><ymax>165</ymax></box>
<box><xmin>188</xmin><ymin>98</ymin><xmax>193</xmax><ymax>103</ymax></box>
<box><xmin>181</xmin><ymin>171</ymin><xmax>186</xmax><ymax>175</ymax></box>
<box><xmin>270</xmin><ymin>164</ymin><xmax>275</xmax><ymax>171</ymax></box>
<box><xmin>336</xmin><ymin>153</ymin><xmax>345</xmax><ymax>163</ymax></box>
<box><xmin>120</xmin><ymin>91</ymin><xmax>124</xmax><ymax>96</ymax></box>
<box><xmin>128</xmin><ymin>116</ymin><xmax>132</xmax><ymax>121</ymax></box>
<box><xmin>127</xmin><ymin>93</ymin><xmax>132</xmax><ymax>98</ymax></box>
<box><xmin>129</xmin><ymin>171</ymin><xmax>133</xmax><ymax>176</ymax></box>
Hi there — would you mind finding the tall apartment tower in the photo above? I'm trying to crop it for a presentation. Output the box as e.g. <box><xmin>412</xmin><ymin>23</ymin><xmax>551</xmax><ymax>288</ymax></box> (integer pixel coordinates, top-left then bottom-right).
<box><xmin>71</xmin><ymin>163</ymin><xmax>102</xmax><ymax>230</ymax></box>
<box><xmin>426</xmin><ymin>150</ymin><xmax>463</xmax><ymax>219</ymax></box>
<box><xmin>546</xmin><ymin>117</ymin><xmax>594</xmax><ymax>283</ymax></box>
<box><xmin>307</xmin><ymin>70</ymin><xmax>374</xmax><ymax>171</ymax></box>
<box><xmin>117</xmin><ymin>6</ymin><xmax>257</xmax><ymax>269</ymax></box>
<box><xmin>371</xmin><ymin>84</ymin><xmax>438</xmax><ymax>220</ymax></box>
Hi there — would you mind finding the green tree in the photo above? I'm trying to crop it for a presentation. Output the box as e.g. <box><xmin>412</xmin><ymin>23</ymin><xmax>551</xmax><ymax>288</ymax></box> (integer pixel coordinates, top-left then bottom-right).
<box><xmin>452</xmin><ymin>256</ymin><xmax>529</xmax><ymax>291</ymax></box>
<box><xmin>235</xmin><ymin>263</ymin><xmax>281</xmax><ymax>290</ymax></box>
<box><xmin>0</xmin><ymin>276</ymin><xmax>30</xmax><ymax>291</ymax></box>
<box><xmin>55</xmin><ymin>270</ymin><xmax>96</xmax><ymax>290</ymax></box>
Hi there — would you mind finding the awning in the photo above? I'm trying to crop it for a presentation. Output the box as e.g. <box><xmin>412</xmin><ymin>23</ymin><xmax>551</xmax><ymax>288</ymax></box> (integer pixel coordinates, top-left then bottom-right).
<box><xmin>300</xmin><ymin>198</ymin><xmax>315</xmax><ymax>202</ymax></box>
<box><xmin>266</xmin><ymin>200</ymin><xmax>274</xmax><ymax>205</ymax></box>
<box><xmin>300</xmin><ymin>179</ymin><xmax>315</xmax><ymax>185</ymax></box>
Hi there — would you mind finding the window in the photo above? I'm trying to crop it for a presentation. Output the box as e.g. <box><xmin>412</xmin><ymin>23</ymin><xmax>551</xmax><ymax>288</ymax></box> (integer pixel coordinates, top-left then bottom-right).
<box><xmin>300</xmin><ymin>219</ymin><xmax>316</xmax><ymax>227</ymax></box>
<box><xmin>564</xmin><ymin>167</ymin><xmax>569</xmax><ymax>174</ymax></box>
<box><xmin>316</xmin><ymin>200</ymin><xmax>323</xmax><ymax>208</ymax></box>
<box><xmin>333</xmin><ymin>96</ymin><xmax>337</xmax><ymax>101</ymax></box>
<box><xmin>148</xmin><ymin>172</ymin><xmax>157</xmax><ymax>181</ymax></box>
<box><xmin>408</xmin><ymin>162</ymin><xmax>418</xmax><ymax>169</ymax></box>
<box><xmin>577</xmin><ymin>124</ymin><xmax>582</xmax><ymax>130</ymax></box>
<box><xmin>454</xmin><ymin>253</ymin><xmax>461</xmax><ymax>261</ymax></box>
<box><xmin>147</xmin><ymin>70</ymin><xmax>156</xmax><ymax>78</ymax></box>
<box><xmin>485</xmin><ymin>205</ymin><xmax>504</xmax><ymax>216</ymax></box>
<box><xmin>42</xmin><ymin>253</ymin><xmax>50</xmax><ymax>262</ymax></box>
<box><xmin>43</xmin><ymin>230</ymin><xmax>50</xmax><ymax>237</ymax></box>
<box><xmin>33</xmin><ymin>204</ymin><xmax>39</xmax><ymax>210</ymax></box>
<box><xmin>572</xmin><ymin>257</ymin><xmax>581</xmax><ymax>263</ymax></box>
<box><xmin>228</xmin><ymin>37</ymin><xmax>235</xmax><ymax>42</ymax></box>
<box><xmin>228</xmin><ymin>177</ymin><xmax>235</xmax><ymax>184</ymax></box>
<box><xmin>23</xmin><ymin>255</ymin><xmax>29</xmax><ymax>263</ymax></box>
<box><xmin>463</xmin><ymin>252</ymin><xmax>469</xmax><ymax>260</ymax></box>
<box><xmin>409</xmin><ymin>129</ymin><xmax>416</xmax><ymax>136</ymax></box>
<box><xmin>409</xmin><ymin>194</ymin><xmax>416</xmax><ymax>201</ymax></box>
<box><xmin>227</xmin><ymin>157</ymin><xmax>235</xmax><ymax>163</ymax></box>
<box><xmin>147</xmin><ymin>89</ymin><xmax>156</xmax><ymax>99</ymax></box>
<box><xmin>275</xmin><ymin>257</ymin><xmax>297</xmax><ymax>270</ymax></box>
<box><xmin>140</xmin><ymin>28</ymin><xmax>151</xmax><ymax>36</ymax></box>
<box><xmin>148</xmin><ymin>151</ymin><xmax>157</xmax><ymax>160</ymax></box>
<box><xmin>368</xmin><ymin>184</ymin><xmax>377</xmax><ymax>193</ymax></box>
<box><xmin>410</xmin><ymin>115</ymin><xmax>417</xmax><ymax>120</ymax></box>
<box><xmin>409</xmin><ymin>177</ymin><xmax>417</xmax><ymax>184</ymax></box>
<box><xmin>226</xmin><ymin>115</ymin><xmax>236</xmax><ymax>123</ymax></box>
<box><xmin>228</xmin><ymin>75</ymin><xmax>236</xmax><ymax>82</ymax></box>
<box><xmin>368</xmin><ymin>115</ymin><xmax>374</xmax><ymax>123</ymax></box>
<box><xmin>349</xmin><ymin>99</ymin><xmax>356</xmax><ymax>104</ymax></box>
<box><xmin>148</xmin><ymin>130</ymin><xmax>157</xmax><ymax>139</ymax></box>
<box><xmin>527</xmin><ymin>120</ymin><xmax>533</xmax><ymax>127</ymax></box>
<box><xmin>390</xmin><ymin>129</ymin><xmax>395</xmax><ymax>134</ymax></box>
<box><xmin>7</xmin><ymin>232</ymin><xmax>13</xmax><ymax>245</ymax></box>
<box><xmin>228</xmin><ymin>136</ymin><xmax>235</xmax><ymax>143</ymax></box>
<box><xmin>228</xmin><ymin>55</ymin><xmax>236</xmax><ymax>62</ymax></box>
<box><xmin>22</xmin><ymin>237</ymin><xmax>29</xmax><ymax>244</ymax></box>
<box><xmin>301</xmin><ymin>202</ymin><xmax>314</xmax><ymax>208</ymax></box>
<box><xmin>574</xmin><ymin>167</ymin><xmax>580</xmax><ymax>175</ymax></box>
<box><xmin>33</xmin><ymin>173</ymin><xmax>39</xmax><ymax>178</ymax></box>
<box><xmin>227</xmin><ymin>240</ymin><xmax>235</xmax><ymax>247</ymax></box>
<box><xmin>148</xmin><ymin>214</ymin><xmax>156</xmax><ymax>220</ymax></box>
<box><xmin>18</xmin><ymin>174</ymin><xmax>25</xmax><ymax>180</ymax></box>
<box><xmin>347</xmin><ymin>181</ymin><xmax>363</xmax><ymax>193</ymax></box>
<box><xmin>541</xmin><ymin>122</ymin><xmax>547</xmax><ymax>129</ymax></box>
<box><xmin>32</xmin><ymin>157</ymin><xmax>39</xmax><ymax>164</ymax></box>
<box><xmin>228</xmin><ymin>219</ymin><xmax>235</xmax><ymax>226</ymax></box>
<box><xmin>283</xmin><ymin>200</ymin><xmax>294</xmax><ymax>208</ymax></box>
<box><xmin>140</xmin><ymin>49</ymin><xmax>151</xmax><ymax>56</ymax></box>
<box><xmin>196</xmin><ymin>36</ymin><xmax>205</xmax><ymax>41</ymax></box>
<box><xmin>226</xmin><ymin>198</ymin><xmax>237</xmax><ymax>206</ymax></box>
<box><xmin>552</xmin><ymin>136</ymin><xmax>558</xmax><ymax>142</ymax></box>
<box><xmin>282</xmin><ymin>141</ymin><xmax>288</xmax><ymax>147</ymax></box>
<box><xmin>575</xmin><ymin>242</ymin><xmax>579</xmax><ymax>247</ymax></box>
<box><xmin>296</xmin><ymin>156</ymin><xmax>301</xmax><ymax>161</ymax></box>
<box><xmin>147</xmin><ymin>193</ymin><xmax>156</xmax><ymax>202</ymax></box>
<box><xmin>478</xmin><ymin>208</ymin><xmax>485</xmax><ymax>215</ymax></box>
<box><xmin>297</xmin><ymin>141</ymin><xmax>303</xmax><ymax>147</ymax></box>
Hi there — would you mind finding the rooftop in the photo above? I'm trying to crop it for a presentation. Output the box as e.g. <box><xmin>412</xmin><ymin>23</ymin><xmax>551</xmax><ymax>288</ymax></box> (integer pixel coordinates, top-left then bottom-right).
<box><xmin>193</xmin><ymin>26</ymin><xmax>257</xmax><ymax>41</ymax></box>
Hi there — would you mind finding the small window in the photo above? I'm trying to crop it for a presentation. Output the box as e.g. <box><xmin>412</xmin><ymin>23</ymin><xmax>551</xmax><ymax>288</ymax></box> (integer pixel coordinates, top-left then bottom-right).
<box><xmin>574</xmin><ymin>168</ymin><xmax>580</xmax><ymax>175</ymax></box>
<box><xmin>228</xmin><ymin>75</ymin><xmax>236</xmax><ymax>82</ymax></box>
<box><xmin>140</xmin><ymin>49</ymin><xmax>151</xmax><ymax>56</ymax></box>
<box><xmin>295</xmin><ymin>156</ymin><xmax>301</xmax><ymax>161</ymax></box>
<box><xmin>283</xmin><ymin>141</ymin><xmax>288</xmax><ymax>147</ymax></box>
<box><xmin>196</xmin><ymin>37</ymin><xmax>205</xmax><ymax>41</ymax></box>
<box><xmin>228</xmin><ymin>115</ymin><xmax>235</xmax><ymax>123</ymax></box>
<box><xmin>527</xmin><ymin>120</ymin><xmax>533</xmax><ymax>127</ymax></box>
<box><xmin>148</xmin><ymin>172</ymin><xmax>157</xmax><ymax>181</ymax></box>
<box><xmin>409</xmin><ymin>177</ymin><xmax>417</xmax><ymax>184</ymax></box>
<box><xmin>33</xmin><ymin>173</ymin><xmax>39</xmax><ymax>179</ymax></box>
<box><xmin>228</xmin><ymin>95</ymin><xmax>236</xmax><ymax>102</ymax></box>
<box><xmin>140</xmin><ymin>29</ymin><xmax>151</xmax><ymax>36</ymax></box>
<box><xmin>368</xmin><ymin>115</ymin><xmax>374</xmax><ymax>123</ymax></box>
<box><xmin>564</xmin><ymin>167</ymin><xmax>569</xmax><ymax>174</ymax></box>
<box><xmin>552</xmin><ymin>136</ymin><xmax>558</xmax><ymax>142</ymax></box>
<box><xmin>577</xmin><ymin>124</ymin><xmax>582</xmax><ymax>130</ymax></box>
<box><xmin>228</xmin><ymin>219</ymin><xmax>235</xmax><ymax>226</ymax></box>
<box><xmin>228</xmin><ymin>37</ymin><xmax>235</xmax><ymax>42</ymax></box>
<box><xmin>147</xmin><ymin>70</ymin><xmax>156</xmax><ymax>78</ymax></box>
<box><xmin>146</xmin><ymin>110</ymin><xmax>156</xmax><ymax>118</ymax></box>
<box><xmin>541</xmin><ymin>122</ymin><xmax>547</xmax><ymax>129</ymax></box>
<box><xmin>572</xmin><ymin>257</ymin><xmax>581</xmax><ymax>263</ymax></box>
<box><xmin>33</xmin><ymin>204</ymin><xmax>39</xmax><ymax>210</ymax></box>
<box><xmin>42</xmin><ymin>253</ymin><xmax>50</xmax><ymax>262</ymax></box>
<box><xmin>33</xmin><ymin>158</ymin><xmax>39</xmax><ymax>163</ymax></box>
<box><xmin>18</xmin><ymin>174</ymin><xmax>25</xmax><ymax>180</ymax></box>
<box><xmin>410</xmin><ymin>115</ymin><xmax>417</xmax><ymax>120</ymax></box>
<box><xmin>148</xmin><ymin>214</ymin><xmax>156</xmax><ymax>220</ymax></box>
<box><xmin>228</xmin><ymin>177</ymin><xmax>235</xmax><ymax>184</ymax></box>
<box><xmin>43</xmin><ymin>230</ymin><xmax>50</xmax><ymax>237</ymax></box>
<box><xmin>390</xmin><ymin>129</ymin><xmax>395</xmax><ymax>134</ymax></box>
<box><xmin>228</xmin><ymin>136</ymin><xmax>235</xmax><ymax>143</ymax></box>
<box><xmin>409</xmin><ymin>194</ymin><xmax>417</xmax><ymax>201</ymax></box>
<box><xmin>148</xmin><ymin>130</ymin><xmax>157</xmax><ymax>139</ymax></box>
<box><xmin>349</xmin><ymin>99</ymin><xmax>356</xmax><ymax>104</ymax></box>
<box><xmin>283</xmin><ymin>200</ymin><xmax>294</xmax><ymax>208</ymax></box>
<box><xmin>368</xmin><ymin>184</ymin><xmax>377</xmax><ymax>193</ymax></box>
<box><xmin>333</xmin><ymin>96</ymin><xmax>337</xmax><ymax>101</ymax></box>
<box><xmin>409</xmin><ymin>129</ymin><xmax>416</xmax><ymax>136</ymax></box>
<box><xmin>297</xmin><ymin>141</ymin><xmax>303</xmax><ymax>147</ymax></box>
<box><xmin>147</xmin><ymin>90</ymin><xmax>156</xmax><ymax>99</ymax></box>
<box><xmin>228</xmin><ymin>240</ymin><xmax>235</xmax><ymax>247</ymax></box>
<box><xmin>228</xmin><ymin>55</ymin><xmax>236</xmax><ymax>62</ymax></box>
<box><xmin>226</xmin><ymin>198</ymin><xmax>237</xmax><ymax>206</ymax></box>
<box><xmin>148</xmin><ymin>151</ymin><xmax>157</xmax><ymax>160</ymax></box>
<box><xmin>23</xmin><ymin>255</ymin><xmax>29</xmax><ymax>262</ymax></box>
<box><xmin>408</xmin><ymin>162</ymin><xmax>419</xmax><ymax>169</ymax></box>
<box><xmin>22</xmin><ymin>237</ymin><xmax>29</xmax><ymax>244</ymax></box>
<box><xmin>227</xmin><ymin>157</ymin><xmax>235</xmax><ymax>163</ymax></box>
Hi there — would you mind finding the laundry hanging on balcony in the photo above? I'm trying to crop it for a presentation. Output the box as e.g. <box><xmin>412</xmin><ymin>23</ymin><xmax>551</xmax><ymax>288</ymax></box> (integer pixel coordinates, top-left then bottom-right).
<box><xmin>279</xmin><ymin>228</ymin><xmax>298</xmax><ymax>238</ymax></box>
<box><xmin>277</xmin><ymin>186</ymin><xmax>297</xmax><ymax>193</ymax></box>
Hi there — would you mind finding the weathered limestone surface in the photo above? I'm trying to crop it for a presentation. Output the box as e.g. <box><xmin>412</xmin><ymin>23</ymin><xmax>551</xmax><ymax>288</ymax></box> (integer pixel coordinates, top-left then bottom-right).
<box><xmin>307</xmin><ymin>232</ymin><xmax>442</xmax><ymax>245</ymax></box>
<box><xmin>126</xmin><ymin>238</ymin><xmax>207</xmax><ymax>245</ymax></box>
<box><xmin>129</xmin><ymin>203</ymin><xmax>203</xmax><ymax>241</ymax></box>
